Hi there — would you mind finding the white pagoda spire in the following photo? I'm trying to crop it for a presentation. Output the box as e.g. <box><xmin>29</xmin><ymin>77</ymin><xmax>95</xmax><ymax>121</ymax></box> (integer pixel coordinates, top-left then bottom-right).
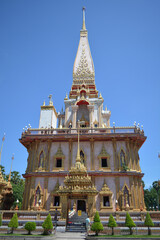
<box><xmin>73</xmin><ymin>7</ymin><xmax>95</xmax><ymax>84</ymax></box>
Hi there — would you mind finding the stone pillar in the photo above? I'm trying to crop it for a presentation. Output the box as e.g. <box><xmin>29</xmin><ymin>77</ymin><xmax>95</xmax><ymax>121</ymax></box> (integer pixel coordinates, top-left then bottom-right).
<box><xmin>72</xmin><ymin>105</ymin><xmax>78</xmax><ymax>129</ymax></box>
<box><xmin>88</xmin><ymin>195</ymin><xmax>96</xmax><ymax>218</ymax></box>
<box><xmin>98</xmin><ymin>105</ymin><xmax>102</xmax><ymax>127</ymax></box>
<box><xmin>32</xmin><ymin>141</ymin><xmax>39</xmax><ymax>172</ymax></box>
<box><xmin>112</xmin><ymin>139</ymin><xmax>118</xmax><ymax>171</ymax></box>
<box><xmin>60</xmin><ymin>195</ymin><xmax>68</xmax><ymax>219</ymax></box>
<box><xmin>125</xmin><ymin>138</ymin><xmax>130</xmax><ymax>167</ymax></box>
<box><xmin>47</xmin><ymin>140</ymin><xmax>51</xmax><ymax>171</ymax></box>
<box><xmin>65</xmin><ymin>105</ymin><xmax>69</xmax><ymax>127</ymax></box>
<box><xmin>69</xmin><ymin>139</ymin><xmax>73</xmax><ymax>170</ymax></box>
<box><xmin>87</xmin><ymin>105</ymin><xmax>94</xmax><ymax>127</ymax></box>
<box><xmin>43</xmin><ymin>178</ymin><xmax>48</xmax><ymax>209</ymax></box>
<box><xmin>90</xmin><ymin>138</ymin><xmax>94</xmax><ymax>170</ymax></box>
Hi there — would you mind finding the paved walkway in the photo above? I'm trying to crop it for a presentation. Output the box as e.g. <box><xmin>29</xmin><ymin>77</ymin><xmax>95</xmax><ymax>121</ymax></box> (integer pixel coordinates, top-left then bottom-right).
<box><xmin>54</xmin><ymin>232</ymin><xmax>86</xmax><ymax>240</ymax></box>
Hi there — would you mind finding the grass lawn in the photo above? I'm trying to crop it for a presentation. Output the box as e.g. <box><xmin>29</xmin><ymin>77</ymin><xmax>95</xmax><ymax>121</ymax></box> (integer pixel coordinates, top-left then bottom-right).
<box><xmin>0</xmin><ymin>233</ymin><xmax>54</xmax><ymax>237</ymax></box>
<box><xmin>89</xmin><ymin>235</ymin><xmax>160</xmax><ymax>238</ymax></box>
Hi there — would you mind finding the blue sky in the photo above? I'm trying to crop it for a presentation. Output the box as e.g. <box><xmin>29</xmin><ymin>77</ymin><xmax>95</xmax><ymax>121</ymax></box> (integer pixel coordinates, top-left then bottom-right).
<box><xmin>0</xmin><ymin>0</ymin><xmax>160</xmax><ymax>188</ymax></box>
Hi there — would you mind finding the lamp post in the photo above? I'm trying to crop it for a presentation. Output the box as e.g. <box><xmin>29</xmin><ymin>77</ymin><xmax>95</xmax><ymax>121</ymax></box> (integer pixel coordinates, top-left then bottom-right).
<box><xmin>115</xmin><ymin>200</ymin><xmax>119</xmax><ymax>211</ymax></box>
<box><xmin>15</xmin><ymin>199</ymin><xmax>19</xmax><ymax>210</ymax></box>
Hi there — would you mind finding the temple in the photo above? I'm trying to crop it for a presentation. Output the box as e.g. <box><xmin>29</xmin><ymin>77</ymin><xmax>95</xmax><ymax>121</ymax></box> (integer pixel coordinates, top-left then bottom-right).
<box><xmin>20</xmin><ymin>8</ymin><xmax>146</xmax><ymax>219</ymax></box>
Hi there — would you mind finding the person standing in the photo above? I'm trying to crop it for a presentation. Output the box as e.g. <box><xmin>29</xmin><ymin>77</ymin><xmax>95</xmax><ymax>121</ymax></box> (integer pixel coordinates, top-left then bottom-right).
<box><xmin>85</xmin><ymin>216</ymin><xmax>91</xmax><ymax>235</ymax></box>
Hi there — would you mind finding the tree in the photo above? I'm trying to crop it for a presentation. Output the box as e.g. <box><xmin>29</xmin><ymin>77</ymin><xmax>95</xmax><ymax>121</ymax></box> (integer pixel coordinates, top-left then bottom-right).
<box><xmin>144</xmin><ymin>212</ymin><xmax>154</xmax><ymax>235</ymax></box>
<box><xmin>25</xmin><ymin>222</ymin><xmax>36</xmax><ymax>235</ymax></box>
<box><xmin>108</xmin><ymin>214</ymin><xmax>117</xmax><ymax>235</ymax></box>
<box><xmin>0</xmin><ymin>165</ymin><xmax>25</xmax><ymax>210</ymax></box>
<box><xmin>6</xmin><ymin>171</ymin><xmax>25</xmax><ymax>209</ymax></box>
<box><xmin>91</xmin><ymin>211</ymin><xmax>104</xmax><ymax>236</ymax></box>
<box><xmin>125</xmin><ymin>212</ymin><xmax>136</xmax><ymax>235</ymax></box>
<box><xmin>8</xmin><ymin>213</ymin><xmax>18</xmax><ymax>233</ymax></box>
<box><xmin>144</xmin><ymin>187</ymin><xmax>158</xmax><ymax>210</ymax></box>
<box><xmin>42</xmin><ymin>214</ymin><xmax>53</xmax><ymax>235</ymax></box>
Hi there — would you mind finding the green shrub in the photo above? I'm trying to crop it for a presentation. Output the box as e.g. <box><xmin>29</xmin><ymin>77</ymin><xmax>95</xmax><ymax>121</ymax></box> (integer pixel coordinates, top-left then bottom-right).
<box><xmin>144</xmin><ymin>212</ymin><xmax>154</xmax><ymax>235</ymax></box>
<box><xmin>108</xmin><ymin>214</ymin><xmax>117</xmax><ymax>235</ymax></box>
<box><xmin>8</xmin><ymin>213</ymin><xmax>18</xmax><ymax>233</ymax></box>
<box><xmin>0</xmin><ymin>213</ymin><xmax>2</xmax><ymax>226</ymax></box>
<box><xmin>91</xmin><ymin>211</ymin><xmax>104</xmax><ymax>236</ymax></box>
<box><xmin>24</xmin><ymin>222</ymin><xmax>36</xmax><ymax>235</ymax></box>
<box><xmin>42</xmin><ymin>214</ymin><xmax>53</xmax><ymax>235</ymax></box>
<box><xmin>125</xmin><ymin>212</ymin><xmax>136</xmax><ymax>235</ymax></box>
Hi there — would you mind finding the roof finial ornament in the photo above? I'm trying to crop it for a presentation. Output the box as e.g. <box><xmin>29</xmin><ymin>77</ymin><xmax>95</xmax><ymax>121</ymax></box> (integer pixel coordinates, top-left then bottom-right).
<box><xmin>48</xmin><ymin>94</ymin><xmax>53</xmax><ymax>106</ymax></box>
<box><xmin>82</xmin><ymin>6</ymin><xmax>86</xmax><ymax>30</ymax></box>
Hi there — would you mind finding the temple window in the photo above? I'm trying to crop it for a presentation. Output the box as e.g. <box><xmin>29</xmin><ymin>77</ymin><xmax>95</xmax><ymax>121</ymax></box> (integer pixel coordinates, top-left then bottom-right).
<box><xmin>101</xmin><ymin>158</ymin><xmax>108</xmax><ymax>168</ymax></box>
<box><xmin>35</xmin><ymin>186</ymin><xmax>41</xmax><ymax>206</ymax></box>
<box><xmin>80</xmin><ymin>150</ymin><xmax>86</xmax><ymax>166</ymax></box>
<box><xmin>94</xmin><ymin>124</ymin><xmax>98</xmax><ymax>127</ymax></box>
<box><xmin>56</xmin><ymin>158</ymin><xmax>62</xmax><ymax>168</ymax></box>
<box><xmin>103</xmin><ymin>196</ymin><xmax>110</xmax><ymax>206</ymax></box>
<box><xmin>98</xmin><ymin>144</ymin><xmax>111</xmax><ymax>171</ymax></box>
<box><xmin>80</xmin><ymin>150</ymin><xmax>85</xmax><ymax>164</ymax></box>
<box><xmin>99</xmin><ymin>182</ymin><xmax>113</xmax><ymax>211</ymax></box>
<box><xmin>120</xmin><ymin>149</ymin><xmax>126</xmax><ymax>167</ymax></box>
<box><xmin>124</xmin><ymin>186</ymin><xmax>130</xmax><ymax>206</ymax></box>
<box><xmin>53</xmin><ymin>145</ymin><xmax>65</xmax><ymax>170</ymax></box>
<box><xmin>38</xmin><ymin>151</ymin><xmax>44</xmax><ymax>168</ymax></box>
<box><xmin>54</xmin><ymin>196</ymin><xmax>60</xmax><ymax>206</ymax></box>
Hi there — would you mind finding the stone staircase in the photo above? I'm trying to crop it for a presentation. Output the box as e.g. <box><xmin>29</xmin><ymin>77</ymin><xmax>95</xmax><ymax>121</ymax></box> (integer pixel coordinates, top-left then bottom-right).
<box><xmin>66</xmin><ymin>211</ymin><xmax>87</xmax><ymax>232</ymax></box>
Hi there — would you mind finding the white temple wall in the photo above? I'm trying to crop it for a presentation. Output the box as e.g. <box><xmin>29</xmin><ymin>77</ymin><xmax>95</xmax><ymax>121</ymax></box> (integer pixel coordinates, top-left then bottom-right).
<box><xmin>119</xmin><ymin>176</ymin><xmax>130</xmax><ymax>190</ymax></box>
<box><xmin>35</xmin><ymin>177</ymin><xmax>44</xmax><ymax>190</ymax></box>
<box><xmin>116</xmin><ymin>141</ymin><xmax>126</xmax><ymax>154</ymax></box>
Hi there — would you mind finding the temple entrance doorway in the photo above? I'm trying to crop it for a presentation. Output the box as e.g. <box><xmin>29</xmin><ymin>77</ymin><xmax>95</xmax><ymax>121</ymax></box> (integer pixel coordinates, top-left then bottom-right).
<box><xmin>77</xmin><ymin>200</ymin><xmax>86</xmax><ymax>212</ymax></box>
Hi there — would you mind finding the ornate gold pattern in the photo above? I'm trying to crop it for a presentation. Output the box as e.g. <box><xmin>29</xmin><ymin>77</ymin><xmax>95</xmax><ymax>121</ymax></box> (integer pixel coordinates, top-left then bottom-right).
<box><xmin>73</xmin><ymin>47</ymin><xmax>95</xmax><ymax>81</ymax></box>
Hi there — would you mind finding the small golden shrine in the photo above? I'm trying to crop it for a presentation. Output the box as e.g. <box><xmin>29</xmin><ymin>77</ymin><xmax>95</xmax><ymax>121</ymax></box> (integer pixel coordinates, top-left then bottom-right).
<box><xmin>58</xmin><ymin>126</ymin><xmax>98</xmax><ymax>219</ymax></box>
<box><xmin>0</xmin><ymin>168</ymin><xmax>13</xmax><ymax>209</ymax></box>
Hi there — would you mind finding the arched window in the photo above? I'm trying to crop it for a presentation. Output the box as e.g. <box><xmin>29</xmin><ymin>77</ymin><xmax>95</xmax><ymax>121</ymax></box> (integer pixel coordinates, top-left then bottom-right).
<box><xmin>80</xmin><ymin>150</ymin><xmax>85</xmax><ymax>165</ymax></box>
<box><xmin>120</xmin><ymin>150</ymin><xmax>125</xmax><ymax>167</ymax></box>
<box><xmin>124</xmin><ymin>186</ymin><xmax>130</xmax><ymax>207</ymax></box>
<box><xmin>38</xmin><ymin>151</ymin><xmax>44</xmax><ymax>168</ymax></box>
<box><xmin>35</xmin><ymin>186</ymin><xmax>41</xmax><ymax>206</ymax></box>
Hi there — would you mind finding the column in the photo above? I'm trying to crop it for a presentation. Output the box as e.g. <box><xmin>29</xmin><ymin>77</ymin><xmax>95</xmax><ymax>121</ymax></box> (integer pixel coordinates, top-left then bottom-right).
<box><xmin>98</xmin><ymin>105</ymin><xmax>102</xmax><ymax>127</ymax></box>
<box><xmin>72</xmin><ymin>105</ymin><xmax>78</xmax><ymax>128</ymax></box>
<box><xmin>90</xmin><ymin>138</ymin><xmax>94</xmax><ymax>170</ymax></box>
<box><xmin>69</xmin><ymin>139</ymin><xmax>73</xmax><ymax>169</ymax></box>
<box><xmin>65</xmin><ymin>105</ymin><xmax>69</xmax><ymax>127</ymax></box>
<box><xmin>43</xmin><ymin>178</ymin><xmax>49</xmax><ymax>209</ymax></box>
<box><xmin>125</xmin><ymin>138</ymin><xmax>130</xmax><ymax>167</ymax></box>
<box><xmin>60</xmin><ymin>195</ymin><xmax>68</xmax><ymax>219</ymax></box>
<box><xmin>87</xmin><ymin>105</ymin><xmax>94</xmax><ymax>127</ymax></box>
<box><xmin>112</xmin><ymin>139</ymin><xmax>118</xmax><ymax>171</ymax></box>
